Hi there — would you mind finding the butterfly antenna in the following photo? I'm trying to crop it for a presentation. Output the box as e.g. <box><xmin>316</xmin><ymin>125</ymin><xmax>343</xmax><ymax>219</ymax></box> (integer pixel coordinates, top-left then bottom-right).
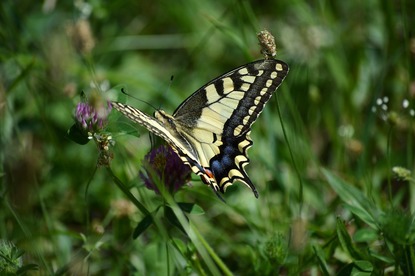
<box><xmin>120</xmin><ymin>88</ymin><xmax>159</xmax><ymax>111</ymax></box>
<box><xmin>157</xmin><ymin>75</ymin><xmax>175</xmax><ymax>110</ymax></box>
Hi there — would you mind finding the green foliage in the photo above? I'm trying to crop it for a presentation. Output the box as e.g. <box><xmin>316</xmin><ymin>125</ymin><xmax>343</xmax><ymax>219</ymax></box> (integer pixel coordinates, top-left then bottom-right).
<box><xmin>1</xmin><ymin>0</ymin><xmax>415</xmax><ymax>274</ymax></box>
<box><xmin>0</xmin><ymin>240</ymin><xmax>38</xmax><ymax>275</ymax></box>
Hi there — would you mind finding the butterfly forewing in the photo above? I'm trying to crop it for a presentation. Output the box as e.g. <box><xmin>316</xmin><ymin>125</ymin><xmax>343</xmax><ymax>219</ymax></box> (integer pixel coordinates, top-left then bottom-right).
<box><xmin>112</xmin><ymin>59</ymin><xmax>289</xmax><ymax>197</ymax></box>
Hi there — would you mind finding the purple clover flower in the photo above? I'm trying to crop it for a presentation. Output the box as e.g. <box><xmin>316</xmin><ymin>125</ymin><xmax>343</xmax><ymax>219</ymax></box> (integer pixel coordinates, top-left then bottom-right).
<box><xmin>75</xmin><ymin>101</ymin><xmax>112</xmax><ymax>132</ymax></box>
<box><xmin>140</xmin><ymin>145</ymin><xmax>191</xmax><ymax>195</ymax></box>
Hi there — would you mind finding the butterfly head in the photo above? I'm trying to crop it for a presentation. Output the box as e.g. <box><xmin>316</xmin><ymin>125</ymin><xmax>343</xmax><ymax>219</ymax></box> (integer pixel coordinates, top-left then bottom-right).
<box><xmin>154</xmin><ymin>110</ymin><xmax>176</xmax><ymax>127</ymax></box>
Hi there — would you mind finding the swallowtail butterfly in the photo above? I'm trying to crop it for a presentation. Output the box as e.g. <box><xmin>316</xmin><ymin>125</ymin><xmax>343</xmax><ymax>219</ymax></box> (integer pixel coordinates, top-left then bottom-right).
<box><xmin>112</xmin><ymin>59</ymin><xmax>289</xmax><ymax>197</ymax></box>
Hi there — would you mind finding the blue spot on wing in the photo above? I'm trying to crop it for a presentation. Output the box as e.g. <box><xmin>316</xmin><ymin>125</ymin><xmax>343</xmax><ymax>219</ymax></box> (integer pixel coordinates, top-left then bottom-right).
<box><xmin>224</xmin><ymin>145</ymin><xmax>235</xmax><ymax>155</ymax></box>
<box><xmin>211</xmin><ymin>160</ymin><xmax>223</xmax><ymax>175</ymax></box>
<box><xmin>221</xmin><ymin>155</ymin><xmax>233</xmax><ymax>167</ymax></box>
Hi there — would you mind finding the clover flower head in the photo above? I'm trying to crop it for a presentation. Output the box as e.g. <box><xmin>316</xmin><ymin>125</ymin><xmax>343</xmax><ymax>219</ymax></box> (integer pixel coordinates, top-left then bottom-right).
<box><xmin>75</xmin><ymin>101</ymin><xmax>112</xmax><ymax>133</ymax></box>
<box><xmin>140</xmin><ymin>145</ymin><xmax>191</xmax><ymax>195</ymax></box>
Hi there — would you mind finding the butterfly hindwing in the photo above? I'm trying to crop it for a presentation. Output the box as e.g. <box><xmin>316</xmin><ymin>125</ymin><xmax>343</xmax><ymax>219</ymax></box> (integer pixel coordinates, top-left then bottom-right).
<box><xmin>112</xmin><ymin>59</ymin><xmax>289</xmax><ymax>197</ymax></box>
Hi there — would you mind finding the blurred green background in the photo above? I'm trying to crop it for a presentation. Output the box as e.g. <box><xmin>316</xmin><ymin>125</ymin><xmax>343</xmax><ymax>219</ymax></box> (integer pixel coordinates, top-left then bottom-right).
<box><xmin>1</xmin><ymin>0</ymin><xmax>414</xmax><ymax>275</ymax></box>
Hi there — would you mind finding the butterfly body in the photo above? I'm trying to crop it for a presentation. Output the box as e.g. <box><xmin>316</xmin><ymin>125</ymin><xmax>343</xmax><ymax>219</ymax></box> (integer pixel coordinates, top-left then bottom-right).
<box><xmin>112</xmin><ymin>59</ymin><xmax>289</xmax><ymax>197</ymax></box>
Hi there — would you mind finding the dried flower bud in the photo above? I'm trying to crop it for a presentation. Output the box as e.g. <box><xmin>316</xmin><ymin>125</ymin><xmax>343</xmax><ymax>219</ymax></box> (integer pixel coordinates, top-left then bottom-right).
<box><xmin>67</xmin><ymin>19</ymin><xmax>95</xmax><ymax>55</ymax></box>
<box><xmin>257</xmin><ymin>30</ymin><xmax>277</xmax><ymax>59</ymax></box>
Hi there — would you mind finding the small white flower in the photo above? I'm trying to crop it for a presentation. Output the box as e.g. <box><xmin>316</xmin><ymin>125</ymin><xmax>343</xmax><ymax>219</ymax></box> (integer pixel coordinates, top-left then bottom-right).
<box><xmin>403</xmin><ymin>99</ymin><xmax>409</xmax><ymax>109</ymax></box>
<box><xmin>376</xmin><ymin>98</ymin><xmax>383</xmax><ymax>105</ymax></box>
<box><xmin>338</xmin><ymin>125</ymin><xmax>354</xmax><ymax>138</ymax></box>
